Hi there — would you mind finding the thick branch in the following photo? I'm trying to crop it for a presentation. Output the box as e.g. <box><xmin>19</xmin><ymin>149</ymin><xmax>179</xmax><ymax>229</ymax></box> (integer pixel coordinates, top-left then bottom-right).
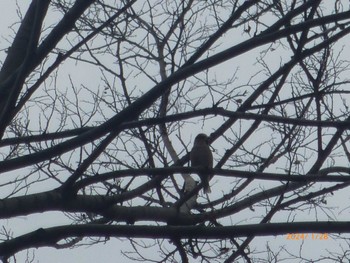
<box><xmin>0</xmin><ymin>221</ymin><xmax>347</xmax><ymax>258</ymax></box>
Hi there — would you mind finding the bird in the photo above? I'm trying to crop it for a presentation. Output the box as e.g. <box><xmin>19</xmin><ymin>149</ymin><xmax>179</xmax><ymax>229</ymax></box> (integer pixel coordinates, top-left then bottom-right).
<box><xmin>190</xmin><ymin>133</ymin><xmax>213</xmax><ymax>194</ymax></box>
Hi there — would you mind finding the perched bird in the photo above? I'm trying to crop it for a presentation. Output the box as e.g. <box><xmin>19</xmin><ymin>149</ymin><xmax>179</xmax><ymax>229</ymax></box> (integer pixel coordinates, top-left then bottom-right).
<box><xmin>190</xmin><ymin>133</ymin><xmax>213</xmax><ymax>193</ymax></box>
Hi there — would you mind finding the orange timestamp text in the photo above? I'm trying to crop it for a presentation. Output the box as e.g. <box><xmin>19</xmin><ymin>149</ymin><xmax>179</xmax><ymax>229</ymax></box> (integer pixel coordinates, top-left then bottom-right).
<box><xmin>285</xmin><ymin>233</ymin><xmax>328</xmax><ymax>240</ymax></box>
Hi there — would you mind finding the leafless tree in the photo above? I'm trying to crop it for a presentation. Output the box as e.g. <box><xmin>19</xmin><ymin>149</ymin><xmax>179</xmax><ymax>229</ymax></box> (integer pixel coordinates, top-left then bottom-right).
<box><xmin>1</xmin><ymin>0</ymin><xmax>350</xmax><ymax>262</ymax></box>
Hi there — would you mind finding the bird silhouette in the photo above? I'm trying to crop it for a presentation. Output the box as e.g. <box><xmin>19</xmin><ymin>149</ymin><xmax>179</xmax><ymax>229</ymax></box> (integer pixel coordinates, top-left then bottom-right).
<box><xmin>190</xmin><ymin>133</ymin><xmax>213</xmax><ymax>193</ymax></box>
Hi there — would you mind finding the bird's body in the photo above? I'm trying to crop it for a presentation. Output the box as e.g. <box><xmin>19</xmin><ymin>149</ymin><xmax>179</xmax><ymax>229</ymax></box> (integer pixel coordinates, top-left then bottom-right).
<box><xmin>190</xmin><ymin>133</ymin><xmax>213</xmax><ymax>193</ymax></box>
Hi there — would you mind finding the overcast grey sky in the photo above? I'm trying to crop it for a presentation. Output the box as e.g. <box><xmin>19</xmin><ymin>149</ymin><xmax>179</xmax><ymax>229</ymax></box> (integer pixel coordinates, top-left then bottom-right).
<box><xmin>1</xmin><ymin>1</ymin><xmax>350</xmax><ymax>262</ymax></box>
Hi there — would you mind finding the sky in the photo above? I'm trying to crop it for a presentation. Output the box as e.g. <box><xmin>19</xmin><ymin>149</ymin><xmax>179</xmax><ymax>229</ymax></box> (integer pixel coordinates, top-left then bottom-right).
<box><xmin>1</xmin><ymin>1</ymin><xmax>350</xmax><ymax>262</ymax></box>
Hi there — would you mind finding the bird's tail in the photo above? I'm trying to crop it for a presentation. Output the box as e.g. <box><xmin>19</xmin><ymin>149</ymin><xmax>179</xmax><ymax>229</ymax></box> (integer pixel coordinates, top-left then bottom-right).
<box><xmin>203</xmin><ymin>185</ymin><xmax>211</xmax><ymax>194</ymax></box>
<box><xmin>202</xmin><ymin>177</ymin><xmax>211</xmax><ymax>194</ymax></box>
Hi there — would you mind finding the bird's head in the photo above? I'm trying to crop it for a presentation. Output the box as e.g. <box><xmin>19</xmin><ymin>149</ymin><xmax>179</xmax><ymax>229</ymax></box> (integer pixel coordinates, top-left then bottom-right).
<box><xmin>194</xmin><ymin>133</ymin><xmax>209</xmax><ymax>145</ymax></box>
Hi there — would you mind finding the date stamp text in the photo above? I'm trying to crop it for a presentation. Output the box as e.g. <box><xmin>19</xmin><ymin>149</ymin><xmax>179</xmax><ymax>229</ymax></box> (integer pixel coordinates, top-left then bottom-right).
<box><xmin>285</xmin><ymin>233</ymin><xmax>328</xmax><ymax>240</ymax></box>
